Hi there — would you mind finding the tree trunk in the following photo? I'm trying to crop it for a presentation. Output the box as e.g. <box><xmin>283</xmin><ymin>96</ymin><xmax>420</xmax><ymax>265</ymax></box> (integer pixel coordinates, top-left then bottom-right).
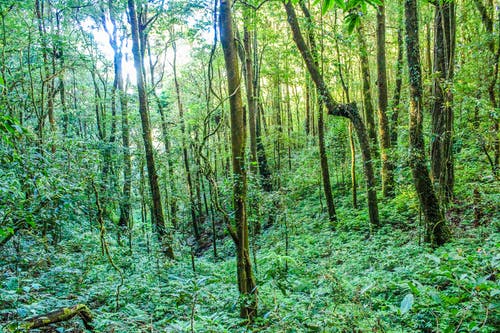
<box><xmin>284</xmin><ymin>0</ymin><xmax>378</xmax><ymax>227</ymax></box>
<box><xmin>390</xmin><ymin>18</ymin><xmax>404</xmax><ymax>147</ymax></box>
<box><xmin>349</xmin><ymin>123</ymin><xmax>357</xmax><ymax>209</ymax></box>
<box><xmin>318</xmin><ymin>101</ymin><xmax>337</xmax><ymax>223</ymax></box>
<box><xmin>299</xmin><ymin>0</ymin><xmax>337</xmax><ymax>224</ymax></box>
<box><xmin>104</xmin><ymin>1</ymin><xmax>132</xmax><ymax>238</ymax></box>
<box><xmin>430</xmin><ymin>1</ymin><xmax>456</xmax><ymax>205</ymax></box>
<box><xmin>220</xmin><ymin>0</ymin><xmax>257</xmax><ymax>321</ymax></box>
<box><xmin>376</xmin><ymin>2</ymin><xmax>395</xmax><ymax>198</ymax></box>
<box><xmin>473</xmin><ymin>0</ymin><xmax>499</xmax><ymax>175</ymax></box>
<box><xmin>357</xmin><ymin>23</ymin><xmax>378</xmax><ymax>156</ymax></box>
<box><xmin>404</xmin><ymin>0</ymin><xmax>451</xmax><ymax>247</ymax></box>
<box><xmin>172</xmin><ymin>37</ymin><xmax>200</xmax><ymax>241</ymax></box>
<box><xmin>243</xmin><ymin>22</ymin><xmax>258</xmax><ymax>174</ymax></box>
<box><xmin>128</xmin><ymin>0</ymin><xmax>174</xmax><ymax>259</ymax></box>
<box><xmin>252</xmin><ymin>28</ymin><xmax>272</xmax><ymax>191</ymax></box>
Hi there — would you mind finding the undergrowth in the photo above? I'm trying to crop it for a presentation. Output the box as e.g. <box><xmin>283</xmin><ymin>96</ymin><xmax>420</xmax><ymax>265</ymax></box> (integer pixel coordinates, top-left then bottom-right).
<box><xmin>1</xmin><ymin>149</ymin><xmax>498</xmax><ymax>332</ymax></box>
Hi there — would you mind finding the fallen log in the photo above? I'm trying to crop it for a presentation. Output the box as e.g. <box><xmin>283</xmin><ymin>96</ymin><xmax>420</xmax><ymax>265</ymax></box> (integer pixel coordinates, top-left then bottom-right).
<box><xmin>21</xmin><ymin>304</ymin><xmax>93</xmax><ymax>331</ymax></box>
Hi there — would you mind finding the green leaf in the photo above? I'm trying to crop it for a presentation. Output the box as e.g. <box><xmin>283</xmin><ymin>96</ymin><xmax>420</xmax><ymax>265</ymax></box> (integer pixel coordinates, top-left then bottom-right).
<box><xmin>322</xmin><ymin>0</ymin><xmax>334</xmax><ymax>14</ymax></box>
<box><xmin>407</xmin><ymin>281</ymin><xmax>419</xmax><ymax>295</ymax></box>
<box><xmin>322</xmin><ymin>0</ymin><xmax>346</xmax><ymax>13</ymax></box>
<box><xmin>400</xmin><ymin>293</ymin><xmax>414</xmax><ymax>314</ymax></box>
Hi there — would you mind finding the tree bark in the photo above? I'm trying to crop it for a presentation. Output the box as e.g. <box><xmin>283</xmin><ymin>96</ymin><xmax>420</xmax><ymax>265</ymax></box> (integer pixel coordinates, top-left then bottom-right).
<box><xmin>473</xmin><ymin>0</ymin><xmax>499</xmax><ymax>175</ymax></box>
<box><xmin>357</xmin><ymin>23</ymin><xmax>378</xmax><ymax>156</ymax></box>
<box><xmin>128</xmin><ymin>0</ymin><xmax>174</xmax><ymax>259</ymax></box>
<box><xmin>220</xmin><ymin>0</ymin><xmax>257</xmax><ymax>321</ymax></box>
<box><xmin>376</xmin><ymin>2</ymin><xmax>395</xmax><ymax>198</ymax></box>
<box><xmin>390</xmin><ymin>18</ymin><xmax>404</xmax><ymax>147</ymax></box>
<box><xmin>243</xmin><ymin>22</ymin><xmax>258</xmax><ymax>174</ymax></box>
<box><xmin>430</xmin><ymin>1</ymin><xmax>456</xmax><ymax>205</ymax></box>
<box><xmin>404</xmin><ymin>0</ymin><xmax>451</xmax><ymax>247</ymax></box>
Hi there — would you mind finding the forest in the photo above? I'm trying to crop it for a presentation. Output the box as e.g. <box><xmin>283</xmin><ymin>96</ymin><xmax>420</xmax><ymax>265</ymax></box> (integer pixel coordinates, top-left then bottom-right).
<box><xmin>0</xmin><ymin>0</ymin><xmax>498</xmax><ymax>331</ymax></box>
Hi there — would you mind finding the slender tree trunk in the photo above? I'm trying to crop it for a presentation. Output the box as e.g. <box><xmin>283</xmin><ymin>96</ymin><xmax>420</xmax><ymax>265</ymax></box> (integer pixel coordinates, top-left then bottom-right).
<box><xmin>252</xmin><ymin>28</ymin><xmax>272</xmax><ymax>191</ymax></box>
<box><xmin>391</xmin><ymin>18</ymin><xmax>404</xmax><ymax>147</ymax></box>
<box><xmin>473</xmin><ymin>0</ymin><xmax>499</xmax><ymax>175</ymax></box>
<box><xmin>349</xmin><ymin>123</ymin><xmax>357</xmax><ymax>208</ymax></box>
<box><xmin>357</xmin><ymin>23</ymin><xmax>378</xmax><ymax>156</ymax></box>
<box><xmin>305</xmin><ymin>74</ymin><xmax>311</xmax><ymax>136</ymax></box>
<box><xmin>220</xmin><ymin>0</ymin><xmax>257</xmax><ymax>321</ymax></box>
<box><xmin>299</xmin><ymin>0</ymin><xmax>336</xmax><ymax>223</ymax></box>
<box><xmin>376</xmin><ymin>2</ymin><xmax>395</xmax><ymax>198</ymax></box>
<box><xmin>318</xmin><ymin>101</ymin><xmax>337</xmax><ymax>223</ymax></box>
<box><xmin>102</xmin><ymin>1</ymin><xmax>132</xmax><ymax>237</ymax></box>
<box><xmin>404</xmin><ymin>0</ymin><xmax>451</xmax><ymax>247</ymax></box>
<box><xmin>35</xmin><ymin>0</ymin><xmax>55</xmax><ymax>154</ymax></box>
<box><xmin>128</xmin><ymin>0</ymin><xmax>174</xmax><ymax>259</ymax></box>
<box><xmin>243</xmin><ymin>22</ymin><xmax>258</xmax><ymax>174</ymax></box>
<box><xmin>172</xmin><ymin>37</ymin><xmax>200</xmax><ymax>241</ymax></box>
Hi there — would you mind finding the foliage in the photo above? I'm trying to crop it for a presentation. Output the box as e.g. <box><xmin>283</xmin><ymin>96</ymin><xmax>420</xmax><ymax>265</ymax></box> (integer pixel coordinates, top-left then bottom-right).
<box><xmin>0</xmin><ymin>0</ymin><xmax>499</xmax><ymax>332</ymax></box>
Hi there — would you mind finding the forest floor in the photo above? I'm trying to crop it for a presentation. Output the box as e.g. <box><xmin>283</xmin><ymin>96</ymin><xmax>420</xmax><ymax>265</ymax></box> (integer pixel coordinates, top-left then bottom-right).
<box><xmin>1</xmin><ymin>151</ymin><xmax>499</xmax><ymax>332</ymax></box>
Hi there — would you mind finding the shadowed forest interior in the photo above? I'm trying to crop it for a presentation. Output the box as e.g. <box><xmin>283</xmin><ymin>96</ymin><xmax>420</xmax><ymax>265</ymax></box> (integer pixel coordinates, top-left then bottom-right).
<box><xmin>0</xmin><ymin>0</ymin><xmax>499</xmax><ymax>332</ymax></box>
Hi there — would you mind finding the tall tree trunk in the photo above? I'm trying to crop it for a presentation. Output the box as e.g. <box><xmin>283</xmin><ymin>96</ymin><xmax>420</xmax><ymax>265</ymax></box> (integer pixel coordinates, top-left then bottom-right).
<box><xmin>318</xmin><ymin>101</ymin><xmax>337</xmax><ymax>223</ymax></box>
<box><xmin>145</xmin><ymin>40</ymin><xmax>178</xmax><ymax>230</ymax></box>
<box><xmin>305</xmin><ymin>74</ymin><xmax>311</xmax><ymax>136</ymax></box>
<box><xmin>172</xmin><ymin>37</ymin><xmax>200</xmax><ymax>241</ymax></box>
<box><xmin>220</xmin><ymin>0</ymin><xmax>257</xmax><ymax>321</ymax></box>
<box><xmin>252</xmin><ymin>28</ymin><xmax>272</xmax><ymax>191</ymax></box>
<box><xmin>404</xmin><ymin>0</ymin><xmax>451</xmax><ymax>247</ymax></box>
<box><xmin>35</xmin><ymin>0</ymin><xmax>55</xmax><ymax>153</ymax></box>
<box><xmin>243</xmin><ymin>22</ymin><xmax>258</xmax><ymax>174</ymax></box>
<box><xmin>127</xmin><ymin>0</ymin><xmax>174</xmax><ymax>259</ymax></box>
<box><xmin>348</xmin><ymin>123</ymin><xmax>357</xmax><ymax>208</ymax></box>
<box><xmin>102</xmin><ymin>3</ymin><xmax>132</xmax><ymax>237</ymax></box>
<box><xmin>390</xmin><ymin>17</ymin><xmax>404</xmax><ymax>147</ymax></box>
<box><xmin>473</xmin><ymin>0</ymin><xmax>499</xmax><ymax>175</ymax></box>
<box><xmin>430</xmin><ymin>2</ymin><xmax>456</xmax><ymax>205</ymax></box>
<box><xmin>376</xmin><ymin>2</ymin><xmax>395</xmax><ymax>198</ymax></box>
<box><xmin>299</xmin><ymin>0</ymin><xmax>337</xmax><ymax>223</ymax></box>
<box><xmin>357</xmin><ymin>23</ymin><xmax>378</xmax><ymax>156</ymax></box>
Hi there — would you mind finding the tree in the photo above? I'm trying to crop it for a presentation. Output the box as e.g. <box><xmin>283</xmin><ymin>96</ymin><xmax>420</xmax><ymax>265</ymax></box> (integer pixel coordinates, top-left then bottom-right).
<box><xmin>357</xmin><ymin>22</ymin><xmax>378</xmax><ymax>156</ymax></box>
<box><xmin>430</xmin><ymin>0</ymin><xmax>456</xmax><ymax>205</ymax></box>
<box><xmin>299</xmin><ymin>0</ymin><xmax>337</xmax><ymax>224</ymax></box>
<box><xmin>284</xmin><ymin>0</ymin><xmax>379</xmax><ymax>228</ymax></box>
<box><xmin>127</xmin><ymin>0</ymin><xmax>174</xmax><ymax>259</ymax></box>
<box><xmin>101</xmin><ymin>0</ymin><xmax>132</xmax><ymax>242</ymax></box>
<box><xmin>376</xmin><ymin>1</ymin><xmax>394</xmax><ymax>198</ymax></box>
<box><xmin>219</xmin><ymin>0</ymin><xmax>257</xmax><ymax>321</ymax></box>
<box><xmin>404</xmin><ymin>0</ymin><xmax>451</xmax><ymax>247</ymax></box>
<box><xmin>473</xmin><ymin>0</ymin><xmax>499</xmax><ymax>176</ymax></box>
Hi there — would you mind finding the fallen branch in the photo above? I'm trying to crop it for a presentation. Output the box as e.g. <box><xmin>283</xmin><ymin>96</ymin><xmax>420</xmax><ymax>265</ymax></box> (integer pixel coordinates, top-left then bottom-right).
<box><xmin>21</xmin><ymin>304</ymin><xmax>94</xmax><ymax>331</ymax></box>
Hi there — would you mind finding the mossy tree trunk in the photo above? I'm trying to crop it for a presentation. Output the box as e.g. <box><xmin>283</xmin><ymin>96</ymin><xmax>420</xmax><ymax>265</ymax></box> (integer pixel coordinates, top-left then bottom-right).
<box><xmin>430</xmin><ymin>1</ymin><xmax>456</xmax><ymax>205</ymax></box>
<box><xmin>220</xmin><ymin>0</ymin><xmax>257</xmax><ymax>321</ymax></box>
<box><xmin>376</xmin><ymin>1</ymin><xmax>395</xmax><ymax>198</ymax></box>
<box><xmin>357</xmin><ymin>23</ymin><xmax>378</xmax><ymax>157</ymax></box>
<box><xmin>404</xmin><ymin>0</ymin><xmax>451</xmax><ymax>247</ymax></box>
